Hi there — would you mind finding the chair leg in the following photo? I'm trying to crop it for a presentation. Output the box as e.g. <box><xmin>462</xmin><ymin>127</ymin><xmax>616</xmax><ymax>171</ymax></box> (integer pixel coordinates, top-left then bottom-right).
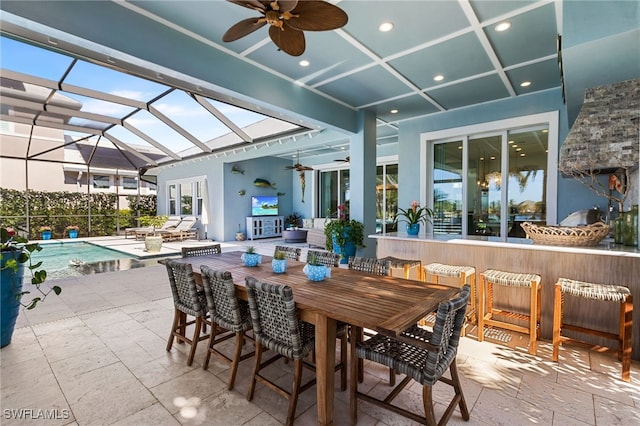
<box><xmin>228</xmin><ymin>332</ymin><xmax>244</xmax><ymax>390</ymax></box>
<box><xmin>529</xmin><ymin>281</ymin><xmax>538</xmax><ymax>355</ymax></box>
<box><xmin>450</xmin><ymin>359</ymin><xmax>470</xmax><ymax>420</ymax></box>
<box><xmin>422</xmin><ymin>385</ymin><xmax>437</xmax><ymax>426</ymax></box>
<box><xmin>286</xmin><ymin>359</ymin><xmax>303</xmax><ymax>426</ymax></box>
<box><xmin>478</xmin><ymin>278</ymin><xmax>486</xmax><ymax>342</ymax></box>
<box><xmin>247</xmin><ymin>343</ymin><xmax>263</xmax><ymax>401</ymax></box>
<box><xmin>620</xmin><ymin>295</ymin><xmax>633</xmax><ymax>382</ymax></box>
<box><xmin>202</xmin><ymin>323</ymin><xmax>218</xmax><ymax>370</ymax></box>
<box><xmin>166</xmin><ymin>309</ymin><xmax>180</xmax><ymax>351</ymax></box>
<box><xmin>552</xmin><ymin>284</ymin><xmax>562</xmax><ymax>361</ymax></box>
<box><xmin>187</xmin><ymin>317</ymin><xmax>203</xmax><ymax>366</ymax></box>
<box><xmin>340</xmin><ymin>333</ymin><xmax>347</xmax><ymax>391</ymax></box>
<box><xmin>350</xmin><ymin>326</ymin><xmax>360</xmax><ymax>425</ymax></box>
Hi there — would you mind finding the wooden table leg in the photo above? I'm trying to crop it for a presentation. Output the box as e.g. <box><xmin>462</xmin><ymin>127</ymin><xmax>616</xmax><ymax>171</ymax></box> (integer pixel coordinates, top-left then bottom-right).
<box><xmin>315</xmin><ymin>314</ymin><xmax>336</xmax><ymax>426</ymax></box>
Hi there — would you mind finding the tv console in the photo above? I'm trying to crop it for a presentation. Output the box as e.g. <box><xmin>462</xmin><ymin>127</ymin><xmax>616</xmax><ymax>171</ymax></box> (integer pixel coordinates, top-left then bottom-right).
<box><xmin>246</xmin><ymin>216</ymin><xmax>284</xmax><ymax>240</ymax></box>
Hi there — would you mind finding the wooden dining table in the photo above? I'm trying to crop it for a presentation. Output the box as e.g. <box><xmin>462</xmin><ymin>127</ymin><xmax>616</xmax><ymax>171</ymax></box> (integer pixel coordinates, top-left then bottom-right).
<box><xmin>164</xmin><ymin>251</ymin><xmax>458</xmax><ymax>425</ymax></box>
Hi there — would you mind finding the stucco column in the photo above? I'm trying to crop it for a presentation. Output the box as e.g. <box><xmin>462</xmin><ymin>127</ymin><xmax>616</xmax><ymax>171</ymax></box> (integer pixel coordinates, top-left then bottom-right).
<box><xmin>349</xmin><ymin>109</ymin><xmax>377</xmax><ymax>258</ymax></box>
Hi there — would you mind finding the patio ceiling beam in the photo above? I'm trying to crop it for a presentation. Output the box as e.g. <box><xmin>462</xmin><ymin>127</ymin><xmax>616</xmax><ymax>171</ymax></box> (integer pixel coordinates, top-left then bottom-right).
<box><xmin>121</xmin><ymin>122</ymin><xmax>180</xmax><ymax>160</ymax></box>
<box><xmin>103</xmin><ymin>132</ymin><xmax>158</xmax><ymax>166</ymax></box>
<box><xmin>192</xmin><ymin>93</ymin><xmax>253</xmax><ymax>143</ymax></box>
<box><xmin>147</xmin><ymin>104</ymin><xmax>211</xmax><ymax>153</ymax></box>
<box><xmin>0</xmin><ymin>92</ymin><xmax>121</xmax><ymax>125</ymax></box>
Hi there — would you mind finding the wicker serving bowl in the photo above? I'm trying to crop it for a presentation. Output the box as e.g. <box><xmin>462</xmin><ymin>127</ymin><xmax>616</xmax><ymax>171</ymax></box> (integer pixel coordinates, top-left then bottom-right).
<box><xmin>520</xmin><ymin>221</ymin><xmax>610</xmax><ymax>246</ymax></box>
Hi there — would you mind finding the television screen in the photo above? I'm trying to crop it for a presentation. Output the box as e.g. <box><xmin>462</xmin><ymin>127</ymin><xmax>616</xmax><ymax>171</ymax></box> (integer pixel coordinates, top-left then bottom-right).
<box><xmin>251</xmin><ymin>195</ymin><xmax>279</xmax><ymax>216</ymax></box>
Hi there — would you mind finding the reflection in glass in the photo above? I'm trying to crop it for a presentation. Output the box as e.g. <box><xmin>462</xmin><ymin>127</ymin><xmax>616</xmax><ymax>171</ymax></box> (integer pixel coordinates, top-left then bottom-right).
<box><xmin>469</xmin><ymin>135</ymin><xmax>501</xmax><ymax>236</ymax></box>
<box><xmin>433</xmin><ymin>141</ymin><xmax>463</xmax><ymax>235</ymax></box>
<box><xmin>181</xmin><ymin>183</ymin><xmax>193</xmax><ymax>215</ymax></box>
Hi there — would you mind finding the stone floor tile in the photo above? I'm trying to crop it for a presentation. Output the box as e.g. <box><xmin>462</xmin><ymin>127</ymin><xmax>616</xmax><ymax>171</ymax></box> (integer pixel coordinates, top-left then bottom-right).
<box><xmin>110</xmin><ymin>402</ymin><xmax>180</xmax><ymax>426</ymax></box>
<box><xmin>149</xmin><ymin>368</ymin><xmax>227</xmax><ymax>415</ymax></box>
<box><xmin>594</xmin><ymin>394</ymin><xmax>640</xmax><ymax>425</ymax></box>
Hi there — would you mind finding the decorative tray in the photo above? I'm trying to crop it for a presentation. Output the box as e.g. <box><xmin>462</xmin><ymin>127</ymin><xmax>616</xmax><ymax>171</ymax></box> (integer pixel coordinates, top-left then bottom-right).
<box><xmin>520</xmin><ymin>222</ymin><xmax>610</xmax><ymax>246</ymax></box>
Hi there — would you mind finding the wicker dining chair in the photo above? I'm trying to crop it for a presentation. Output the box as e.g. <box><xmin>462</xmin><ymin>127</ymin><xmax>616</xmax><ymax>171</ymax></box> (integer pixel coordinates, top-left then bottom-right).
<box><xmin>245</xmin><ymin>277</ymin><xmax>347</xmax><ymax>426</ymax></box>
<box><xmin>181</xmin><ymin>244</ymin><xmax>222</xmax><ymax>257</ymax></box>
<box><xmin>200</xmin><ymin>266</ymin><xmax>254</xmax><ymax>390</ymax></box>
<box><xmin>274</xmin><ymin>245</ymin><xmax>301</xmax><ymax>261</ymax></box>
<box><xmin>306</xmin><ymin>250</ymin><xmax>340</xmax><ymax>267</ymax></box>
<box><xmin>347</xmin><ymin>256</ymin><xmax>390</xmax><ymax>276</ymax></box>
<box><xmin>165</xmin><ymin>260</ymin><xmax>210</xmax><ymax>366</ymax></box>
<box><xmin>350</xmin><ymin>285</ymin><xmax>471</xmax><ymax>425</ymax></box>
<box><xmin>347</xmin><ymin>256</ymin><xmax>393</xmax><ymax>384</ymax></box>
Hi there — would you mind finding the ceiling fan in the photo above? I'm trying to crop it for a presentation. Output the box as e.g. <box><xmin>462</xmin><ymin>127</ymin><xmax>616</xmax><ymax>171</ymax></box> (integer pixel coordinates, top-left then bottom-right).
<box><xmin>285</xmin><ymin>150</ymin><xmax>313</xmax><ymax>172</ymax></box>
<box><xmin>223</xmin><ymin>0</ymin><xmax>349</xmax><ymax>56</ymax></box>
<box><xmin>334</xmin><ymin>156</ymin><xmax>350</xmax><ymax>163</ymax></box>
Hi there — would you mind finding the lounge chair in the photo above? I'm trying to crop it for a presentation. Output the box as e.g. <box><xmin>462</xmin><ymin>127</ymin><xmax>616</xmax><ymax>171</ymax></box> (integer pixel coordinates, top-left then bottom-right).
<box><xmin>126</xmin><ymin>216</ymin><xmax>181</xmax><ymax>239</ymax></box>
<box><xmin>160</xmin><ymin>216</ymin><xmax>199</xmax><ymax>241</ymax></box>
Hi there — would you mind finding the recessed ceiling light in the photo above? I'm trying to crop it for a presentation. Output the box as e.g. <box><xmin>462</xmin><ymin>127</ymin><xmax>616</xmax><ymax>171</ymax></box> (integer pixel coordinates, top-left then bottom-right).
<box><xmin>520</xmin><ymin>81</ymin><xmax>532</xmax><ymax>87</ymax></box>
<box><xmin>490</xmin><ymin>156</ymin><xmax>496</xmax><ymax>160</ymax></box>
<box><xmin>542</xmin><ymin>129</ymin><xmax>548</xmax><ymax>133</ymax></box>
<box><xmin>495</xmin><ymin>22</ymin><xmax>511</xmax><ymax>32</ymax></box>
<box><xmin>508</xmin><ymin>140</ymin><xmax>514</xmax><ymax>144</ymax></box>
<box><xmin>433</xmin><ymin>74</ymin><xmax>444</xmax><ymax>82</ymax></box>
<box><xmin>390</xmin><ymin>109</ymin><xmax>398</xmax><ymax>114</ymax></box>
<box><xmin>512</xmin><ymin>144</ymin><xmax>518</xmax><ymax>148</ymax></box>
<box><xmin>516</xmin><ymin>147</ymin><xmax>522</xmax><ymax>151</ymax></box>
<box><xmin>458</xmin><ymin>146</ymin><xmax>462</xmax><ymax>150</ymax></box>
<box><xmin>378</xmin><ymin>22</ymin><xmax>394</xmax><ymax>32</ymax></box>
<box><xmin>520</xmin><ymin>153</ymin><xmax>526</xmax><ymax>157</ymax></box>
<box><xmin>299</xmin><ymin>60</ymin><xmax>310</xmax><ymax>67</ymax></box>
<box><xmin>480</xmin><ymin>157</ymin><xmax>485</xmax><ymax>161</ymax></box>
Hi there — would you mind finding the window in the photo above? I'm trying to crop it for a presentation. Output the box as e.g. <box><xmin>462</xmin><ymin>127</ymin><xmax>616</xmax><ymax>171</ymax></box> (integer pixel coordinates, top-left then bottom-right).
<box><xmin>92</xmin><ymin>175</ymin><xmax>110</xmax><ymax>189</ymax></box>
<box><xmin>376</xmin><ymin>164</ymin><xmax>398</xmax><ymax>233</ymax></box>
<box><xmin>318</xmin><ymin>169</ymin><xmax>349</xmax><ymax>217</ymax></box>
<box><xmin>426</xmin><ymin>112</ymin><xmax>558</xmax><ymax>240</ymax></box>
<box><xmin>122</xmin><ymin>177</ymin><xmax>137</xmax><ymax>190</ymax></box>
<box><xmin>166</xmin><ymin>177</ymin><xmax>206</xmax><ymax>216</ymax></box>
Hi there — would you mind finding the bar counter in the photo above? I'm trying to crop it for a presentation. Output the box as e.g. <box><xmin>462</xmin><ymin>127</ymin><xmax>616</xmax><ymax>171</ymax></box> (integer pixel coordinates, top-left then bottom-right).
<box><xmin>371</xmin><ymin>232</ymin><xmax>640</xmax><ymax>360</ymax></box>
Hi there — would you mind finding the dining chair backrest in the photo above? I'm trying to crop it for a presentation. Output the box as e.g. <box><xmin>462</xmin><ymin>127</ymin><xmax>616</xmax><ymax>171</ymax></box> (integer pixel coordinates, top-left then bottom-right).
<box><xmin>348</xmin><ymin>256</ymin><xmax>390</xmax><ymax>276</ymax></box>
<box><xmin>274</xmin><ymin>245</ymin><xmax>301</xmax><ymax>261</ymax></box>
<box><xmin>165</xmin><ymin>259</ymin><xmax>205</xmax><ymax>317</ymax></box>
<box><xmin>421</xmin><ymin>284</ymin><xmax>470</xmax><ymax>384</ymax></box>
<box><xmin>306</xmin><ymin>250</ymin><xmax>340</xmax><ymax>267</ymax></box>
<box><xmin>182</xmin><ymin>244</ymin><xmax>222</xmax><ymax>258</ymax></box>
<box><xmin>245</xmin><ymin>276</ymin><xmax>314</xmax><ymax>359</ymax></box>
<box><xmin>200</xmin><ymin>266</ymin><xmax>250</xmax><ymax>332</ymax></box>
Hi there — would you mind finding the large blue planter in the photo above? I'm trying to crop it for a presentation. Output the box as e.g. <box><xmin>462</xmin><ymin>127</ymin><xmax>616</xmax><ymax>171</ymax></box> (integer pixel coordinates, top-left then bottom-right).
<box><xmin>41</xmin><ymin>231</ymin><xmax>52</xmax><ymax>240</ymax></box>
<box><xmin>68</xmin><ymin>230</ymin><xmax>78</xmax><ymax>239</ymax></box>
<box><xmin>332</xmin><ymin>233</ymin><xmax>356</xmax><ymax>265</ymax></box>
<box><xmin>1</xmin><ymin>251</ymin><xmax>24</xmax><ymax>348</ymax></box>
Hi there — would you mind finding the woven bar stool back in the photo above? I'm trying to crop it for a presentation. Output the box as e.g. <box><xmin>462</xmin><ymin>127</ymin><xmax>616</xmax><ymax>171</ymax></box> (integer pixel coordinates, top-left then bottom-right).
<box><xmin>306</xmin><ymin>250</ymin><xmax>340</xmax><ymax>267</ymax></box>
<box><xmin>181</xmin><ymin>244</ymin><xmax>222</xmax><ymax>257</ymax></box>
<box><xmin>552</xmin><ymin>278</ymin><xmax>633</xmax><ymax>382</ymax></box>
<box><xmin>478</xmin><ymin>269</ymin><xmax>541</xmax><ymax>355</ymax></box>
<box><xmin>274</xmin><ymin>245</ymin><xmax>301</xmax><ymax>261</ymax></box>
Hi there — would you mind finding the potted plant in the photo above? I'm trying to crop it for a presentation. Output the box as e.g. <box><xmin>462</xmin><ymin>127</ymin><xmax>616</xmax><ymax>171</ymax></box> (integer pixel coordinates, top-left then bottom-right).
<box><xmin>395</xmin><ymin>200</ymin><xmax>433</xmax><ymax>236</ymax></box>
<box><xmin>272</xmin><ymin>250</ymin><xmax>287</xmax><ymax>274</ymax></box>
<box><xmin>303</xmin><ymin>251</ymin><xmax>329</xmax><ymax>281</ymax></box>
<box><xmin>241</xmin><ymin>246</ymin><xmax>261</xmax><ymax>267</ymax></box>
<box><xmin>39</xmin><ymin>225</ymin><xmax>52</xmax><ymax>240</ymax></box>
<box><xmin>324</xmin><ymin>203</ymin><xmax>365</xmax><ymax>264</ymax></box>
<box><xmin>65</xmin><ymin>225</ymin><xmax>79</xmax><ymax>239</ymax></box>
<box><xmin>285</xmin><ymin>212</ymin><xmax>302</xmax><ymax>229</ymax></box>
<box><xmin>138</xmin><ymin>215</ymin><xmax>168</xmax><ymax>252</ymax></box>
<box><xmin>1</xmin><ymin>227</ymin><xmax>61</xmax><ymax>347</ymax></box>
<box><xmin>235</xmin><ymin>224</ymin><xmax>246</xmax><ymax>241</ymax></box>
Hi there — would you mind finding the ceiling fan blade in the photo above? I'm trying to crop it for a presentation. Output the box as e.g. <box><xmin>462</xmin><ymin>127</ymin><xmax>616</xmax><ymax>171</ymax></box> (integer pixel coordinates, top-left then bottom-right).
<box><xmin>287</xmin><ymin>1</ymin><xmax>348</xmax><ymax>31</ymax></box>
<box><xmin>275</xmin><ymin>0</ymin><xmax>299</xmax><ymax>12</ymax></box>
<box><xmin>269</xmin><ymin>25</ymin><xmax>305</xmax><ymax>56</ymax></box>
<box><xmin>223</xmin><ymin>18</ymin><xmax>267</xmax><ymax>42</ymax></box>
<box><xmin>227</xmin><ymin>0</ymin><xmax>266</xmax><ymax>12</ymax></box>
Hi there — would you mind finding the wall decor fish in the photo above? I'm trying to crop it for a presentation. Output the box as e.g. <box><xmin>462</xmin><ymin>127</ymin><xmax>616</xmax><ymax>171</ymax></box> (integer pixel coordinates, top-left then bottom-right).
<box><xmin>231</xmin><ymin>165</ymin><xmax>244</xmax><ymax>174</ymax></box>
<box><xmin>254</xmin><ymin>178</ymin><xmax>276</xmax><ymax>188</ymax></box>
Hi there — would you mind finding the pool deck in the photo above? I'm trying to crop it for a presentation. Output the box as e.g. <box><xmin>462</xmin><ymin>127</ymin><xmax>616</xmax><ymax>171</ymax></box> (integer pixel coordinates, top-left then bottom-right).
<box><xmin>2</xmin><ymin>236</ymin><xmax>639</xmax><ymax>425</ymax></box>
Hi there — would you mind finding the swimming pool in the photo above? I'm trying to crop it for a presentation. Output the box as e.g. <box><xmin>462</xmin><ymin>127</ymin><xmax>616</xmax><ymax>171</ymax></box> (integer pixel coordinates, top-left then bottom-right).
<box><xmin>29</xmin><ymin>241</ymin><xmax>146</xmax><ymax>281</ymax></box>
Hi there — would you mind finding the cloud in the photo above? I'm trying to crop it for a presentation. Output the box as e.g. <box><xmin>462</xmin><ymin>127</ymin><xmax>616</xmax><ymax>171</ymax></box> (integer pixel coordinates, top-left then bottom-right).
<box><xmin>110</xmin><ymin>90</ymin><xmax>148</xmax><ymax>101</ymax></box>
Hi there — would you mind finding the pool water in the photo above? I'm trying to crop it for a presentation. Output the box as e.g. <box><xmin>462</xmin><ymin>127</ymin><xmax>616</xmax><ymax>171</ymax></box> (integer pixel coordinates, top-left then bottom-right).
<box><xmin>29</xmin><ymin>242</ymin><xmax>144</xmax><ymax>281</ymax></box>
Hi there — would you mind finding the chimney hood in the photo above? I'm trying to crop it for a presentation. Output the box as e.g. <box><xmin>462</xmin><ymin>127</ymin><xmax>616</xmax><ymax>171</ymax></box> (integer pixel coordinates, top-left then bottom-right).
<box><xmin>559</xmin><ymin>78</ymin><xmax>639</xmax><ymax>175</ymax></box>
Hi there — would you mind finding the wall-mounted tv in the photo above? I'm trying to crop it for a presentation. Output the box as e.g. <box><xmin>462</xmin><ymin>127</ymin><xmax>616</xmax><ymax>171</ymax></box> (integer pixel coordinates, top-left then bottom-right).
<box><xmin>251</xmin><ymin>195</ymin><xmax>279</xmax><ymax>216</ymax></box>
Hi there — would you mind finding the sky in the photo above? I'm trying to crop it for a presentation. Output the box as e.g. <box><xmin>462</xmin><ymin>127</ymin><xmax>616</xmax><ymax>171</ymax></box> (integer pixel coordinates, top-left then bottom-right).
<box><xmin>1</xmin><ymin>35</ymin><xmax>275</xmax><ymax>153</ymax></box>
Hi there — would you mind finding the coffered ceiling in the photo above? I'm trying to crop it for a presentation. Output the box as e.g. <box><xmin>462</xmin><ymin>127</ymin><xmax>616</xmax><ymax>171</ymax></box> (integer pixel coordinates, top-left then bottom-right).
<box><xmin>1</xmin><ymin>0</ymin><xmax>638</xmax><ymax>167</ymax></box>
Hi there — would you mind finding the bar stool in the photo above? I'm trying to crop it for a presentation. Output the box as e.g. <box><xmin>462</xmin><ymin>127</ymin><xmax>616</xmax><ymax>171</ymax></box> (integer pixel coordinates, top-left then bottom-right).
<box><xmin>478</xmin><ymin>269</ymin><xmax>541</xmax><ymax>355</ymax></box>
<box><xmin>381</xmin><ymin>256</ymin><xmax>423</xmax><ymax>281</ymax></box>
<box><xmin>552</xmin><ymin>278</ymin><xmax>633</xmax><ymax>382</ymax></box>
<box><xmin>423</xmin><ymin>263</ymin><xmax>476</xmax><ymax>335</ymax></box>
